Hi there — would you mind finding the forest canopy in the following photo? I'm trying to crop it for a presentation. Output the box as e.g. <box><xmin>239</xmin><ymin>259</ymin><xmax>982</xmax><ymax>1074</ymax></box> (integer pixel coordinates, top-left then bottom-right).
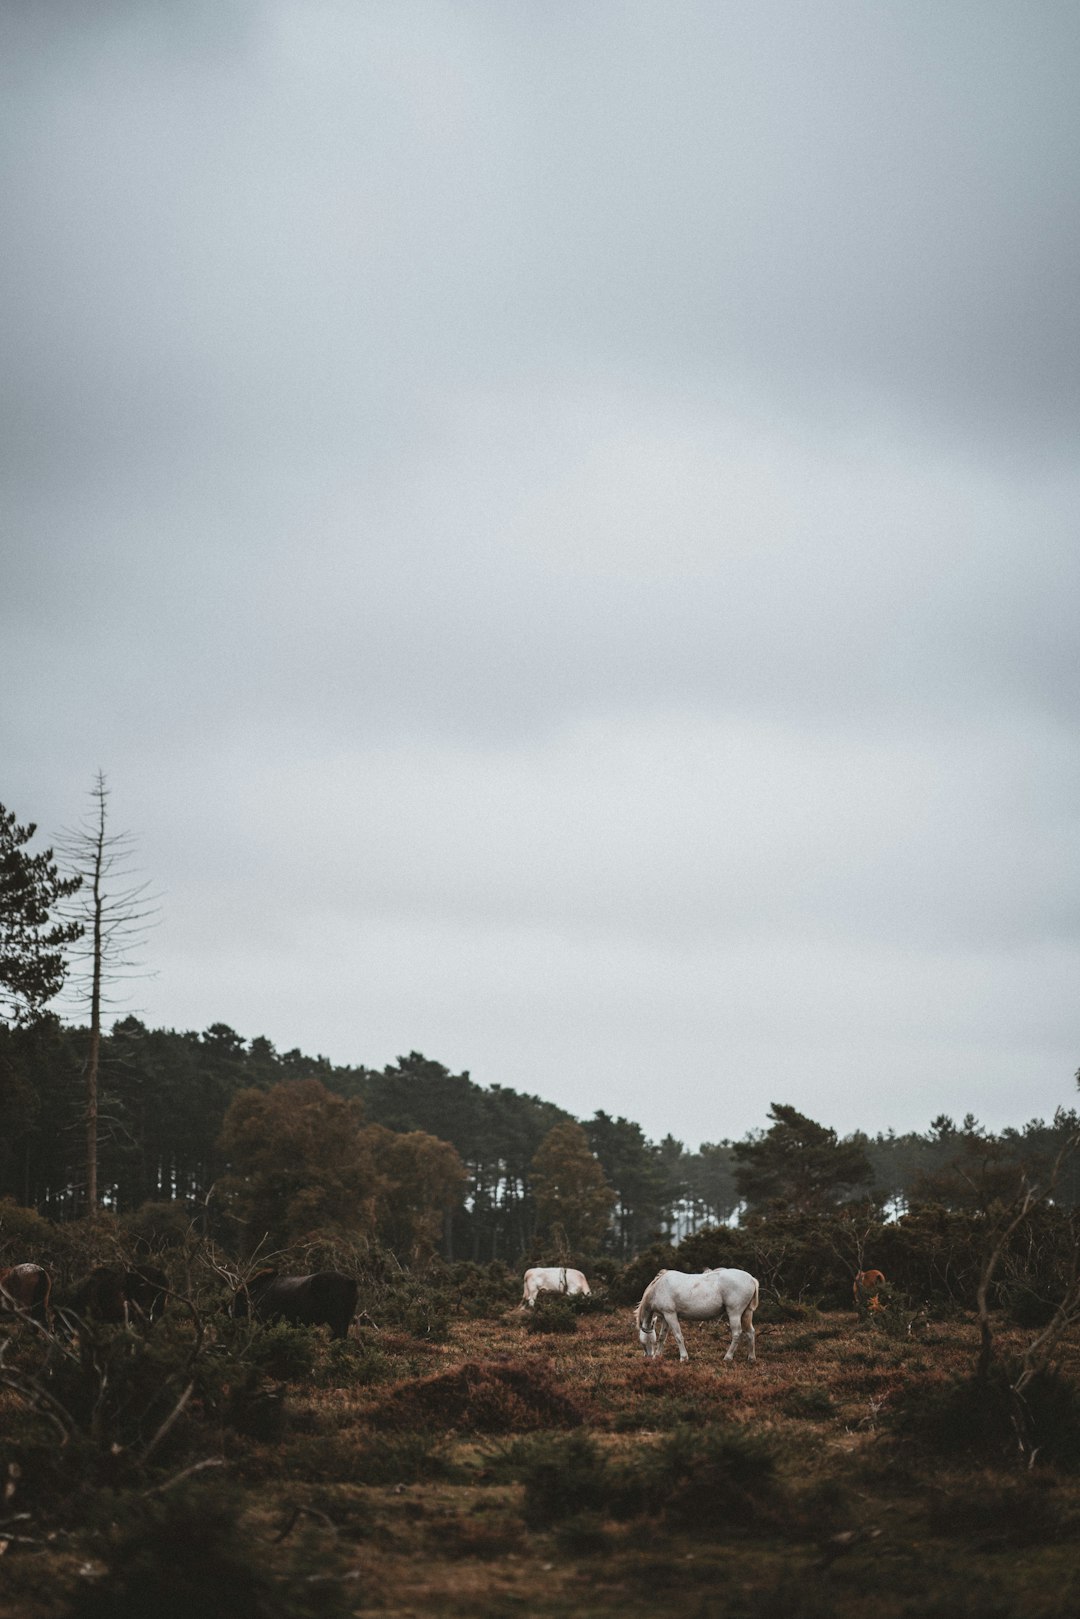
<box><xmin>1</xmin><ymin>1013</ymin><xmax>1076</xmax><ymax>1262</ymax></box>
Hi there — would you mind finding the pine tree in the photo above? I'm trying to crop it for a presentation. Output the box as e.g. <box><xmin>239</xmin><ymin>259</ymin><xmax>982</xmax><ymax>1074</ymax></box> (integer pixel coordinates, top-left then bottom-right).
<box><xmin>0</xmin><ymin>801</ymin><xmax>82</xmax><ymax>1024</ymax></box>
<box><xmin>733</xmin><ymin>1103</ymin><xmax>874</xmax><ymax>1214</ymax></box>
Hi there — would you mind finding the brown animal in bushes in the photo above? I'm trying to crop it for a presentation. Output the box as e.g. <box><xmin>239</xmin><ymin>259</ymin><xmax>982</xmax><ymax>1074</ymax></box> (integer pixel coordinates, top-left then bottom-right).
<box><xmin>0</xmin><ymin>1262</ymin><xmax>52</xmax><ymax>1325</ymax></box>
<box><xmin>853</xmin><ymin>1269</ymin><xmax>886</xmax><ymax>1312</ymax></box>
<box><xmin>231</xmin><ymin>1270</ymin><xmax>357</xmax><ymax>1341</ymax></box>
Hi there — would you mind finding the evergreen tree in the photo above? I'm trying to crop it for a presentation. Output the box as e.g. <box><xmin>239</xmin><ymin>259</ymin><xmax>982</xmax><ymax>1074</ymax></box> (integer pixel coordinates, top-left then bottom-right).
<box><xmin>587</xmin><ymin>1111</ymin><xmax>670</xmax><ymax>1256</ymax></box>
<box><xmin>733</xmin><ymin>1103</ymin><xmax>874</xmax><ymax>1214</ymax></box>
<box><xmin>0</xmin><ymin>801</ymin><xmax>82</xmax><ymax>1024</ymax></box>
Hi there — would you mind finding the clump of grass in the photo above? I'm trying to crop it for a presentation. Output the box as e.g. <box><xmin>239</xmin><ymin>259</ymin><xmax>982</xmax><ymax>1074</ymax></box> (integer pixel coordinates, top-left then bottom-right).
<box><xmin>782</xmin><ymin>1384</ymin><xmax>835</xmax><ymax>1420</ymax></box>
<box><xmin>370</xmin><ymin>1359</ymin><xmax>586</xmax><ymax>1433</ymax></box>
<box><xmin>552</xmin><ymin>1511</ymin><xmax>611</xmax><ymax>1556</ymax></box>
<box><xmin>348</xmin><ymin>1430</ymin><xmax>452</xmax><ymax>1485</ymax></box>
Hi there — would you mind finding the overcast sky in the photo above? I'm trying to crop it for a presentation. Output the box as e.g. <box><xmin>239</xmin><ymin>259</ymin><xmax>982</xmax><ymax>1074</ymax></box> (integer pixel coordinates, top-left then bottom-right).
<box><xmin>4</xmin><ymin>2</ymin><xmax>1079</xmax><ymax>1149</ymax></box>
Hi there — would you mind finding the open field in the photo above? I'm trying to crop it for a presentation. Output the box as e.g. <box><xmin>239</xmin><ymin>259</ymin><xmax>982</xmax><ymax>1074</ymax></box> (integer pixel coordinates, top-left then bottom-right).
<box><xmin>3</xmin><ymin>1292</ymin><xmax>1080</xmax><ymax>1619</ymax></box>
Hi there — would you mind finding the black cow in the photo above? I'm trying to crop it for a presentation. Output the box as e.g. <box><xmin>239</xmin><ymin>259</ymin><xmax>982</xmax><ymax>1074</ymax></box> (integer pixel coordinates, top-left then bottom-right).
<box><xmin>68</xmin><ymin>1263</ymin><xmax>169</xmax><ymax>1326</ymax></box>
<box><xmin>231</xmin><ymin>1270</ymin><xmax>357</xmax><ymax>1340</ymax></box>
<box><xmin>0</xmin><ymin>1262</ymin><xmax>53</xmax><ymax>1326</ymax></box>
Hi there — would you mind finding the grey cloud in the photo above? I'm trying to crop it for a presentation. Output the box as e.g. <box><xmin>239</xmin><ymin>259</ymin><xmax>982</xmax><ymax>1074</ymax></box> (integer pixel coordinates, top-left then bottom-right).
<box><xmin>4</xmin><ymin>2</ymin><xmax>1078</xmax><ymax>1144</ymax></box>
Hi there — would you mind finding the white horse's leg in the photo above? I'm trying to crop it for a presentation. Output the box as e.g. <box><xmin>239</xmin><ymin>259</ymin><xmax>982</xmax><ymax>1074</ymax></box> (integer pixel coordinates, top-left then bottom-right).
<box><xmin>723</xmin><ymin>1302</ymin><xmax>756</xmax><ymax>1362</ymax></box>
<box><xmin>665</xmin><ymin>1309</ymin><xmax>690</xmax><ymax>1361</ymax></box>
<box><xmin>723</xmin><ymin>1303</ymin><xmax>741</xmax><ymax>1361</ymax></box>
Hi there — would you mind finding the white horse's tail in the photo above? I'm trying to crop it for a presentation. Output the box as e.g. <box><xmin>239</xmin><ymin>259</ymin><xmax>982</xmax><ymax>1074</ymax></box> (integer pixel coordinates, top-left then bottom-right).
<box><xmin>743</xmin><ymin>1278</ymin><xmax>759</xmax><ymax>1330</ymax></box>
<box><xmin>635</xmin><ymin>1272</ymin><xmax>664</xmax><ymax>1350</ymax></box>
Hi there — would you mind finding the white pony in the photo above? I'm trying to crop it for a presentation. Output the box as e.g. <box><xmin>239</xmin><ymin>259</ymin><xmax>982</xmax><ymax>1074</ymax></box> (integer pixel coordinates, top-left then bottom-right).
<box><xmin>520</xmin><ymin>1266</ymin><xmax>591</xmax><ymax>1308</ymax></box>
<box><xmin>635</xmin><ymin>1267</ymin><xmax>758</xmax><ymax>1363</ymax></box>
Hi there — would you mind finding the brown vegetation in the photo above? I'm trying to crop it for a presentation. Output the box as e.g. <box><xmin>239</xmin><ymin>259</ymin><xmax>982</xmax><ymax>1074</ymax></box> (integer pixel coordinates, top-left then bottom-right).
<box><xmin>2</xmin><ymin>1263</ymin><xmax>1080</xmax><ymax>1619</ymax></box>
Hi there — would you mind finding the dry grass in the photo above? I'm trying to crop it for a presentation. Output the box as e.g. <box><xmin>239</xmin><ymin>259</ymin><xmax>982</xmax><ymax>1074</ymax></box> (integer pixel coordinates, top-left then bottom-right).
<box><xmin>3</xmin><ymin>1304</ymin><xmax>1080</xmax><ymax>1618</ymax></box>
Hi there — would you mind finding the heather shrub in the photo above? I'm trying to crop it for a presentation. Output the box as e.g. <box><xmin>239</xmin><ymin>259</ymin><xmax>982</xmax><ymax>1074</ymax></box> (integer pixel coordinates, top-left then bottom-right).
<box><xmin>611</xmin><ymin>1244</ymin><xmax>677</xmax><ymax>1306</ymax></box>
<box><xmin>515</xmin><ymin>1431</ymin><xmax>612</xmax><ymax>1527</ymax></box>
<box><xmin>241</xmin><ymin>1321</ymin><xmax>320</xmax><ymax>1382</ymax></box>
<box><xmin>633</xmin><ymin>1422</ymin><xmax>780</xmax><ymax>1530</ymax></box>
<box><xmin>63</xmin><ymin>1482</ymin><xmax>351</xmax><ymax>1619</ymax></box>
<box><xmin>371</xmin><ymin>1358</ymin><xmax>584</xmax><ymax>1433</ymax></box>
<box><xmin>932</xmin><ymin>1474</ymin><xmax>1074</xmax><ymax>1546</ymax></box>
<box><xmin>523</xmin><ymin>1294</ymin><xmax>578</xmax><ymax>1334</ymax></box>
<box><xmin>890</xmin><ymin>1364</ymin><xmax>1080</xmax><ymax>1472</ymax></box>
<box><xmin>782</xmin><ymin>1384</ymin><xmax>835</xmax><ymax>1419</ymax></box>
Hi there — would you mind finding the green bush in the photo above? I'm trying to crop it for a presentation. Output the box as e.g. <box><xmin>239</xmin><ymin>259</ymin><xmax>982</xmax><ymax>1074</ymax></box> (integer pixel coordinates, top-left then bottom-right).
<box><xmin>611</xmin><ymin>1244</ymin><xmax>677</xmax><ymax>1306</ymax></box>
<box><xmin>634</xmin><ymin>1422</ymin><xmax>779</xmax><ymax>1530</ymax></box>
<box><xmin>317</xmin><ymin>1335</ymin><xmax>392</xmax><ymax>1386</ymax></box>
<box><xmin>513</xmin><ymin>1421</ymin><xmax>779</xmax><ymax>1533</ymax></box>
<box><xmin>63</xmin><ymin>1482</ymin><xmax>352</xmax><ymax>1619</ymax></box>
<box><xmin>242</xmin><ymin>1321</ymin><xmax>320</xmax><ymax>1382</ymax></box>
<box><xmin>523</xmin><ymin>1294</ymin><xmax>578</xmax><ymax>1334</ymax></box>
<box><xmin>515</xmin><ymin>1431</ymin><xmax>612</xmax><ymax>1527</ymax></box>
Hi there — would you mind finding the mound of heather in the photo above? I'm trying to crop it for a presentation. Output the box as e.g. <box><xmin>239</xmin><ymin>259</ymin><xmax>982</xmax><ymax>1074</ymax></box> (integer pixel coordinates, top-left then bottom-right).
<box><xmin>371</xmin><ymin>1358</ymin><xmax>585</xmax><ymax>1433</ymax></box>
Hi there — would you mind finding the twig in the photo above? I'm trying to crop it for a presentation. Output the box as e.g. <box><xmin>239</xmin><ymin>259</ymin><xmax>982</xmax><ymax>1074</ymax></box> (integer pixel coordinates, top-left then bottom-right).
<box><xmin>141</xmin><ymin>1457</ymin><xmax>224</xmax><ymax>1497</ymax></box>
<box><xmin>138</xmin><ymin>1380</ymin><xmax>195</xmax><ymax>1465</ymax></box>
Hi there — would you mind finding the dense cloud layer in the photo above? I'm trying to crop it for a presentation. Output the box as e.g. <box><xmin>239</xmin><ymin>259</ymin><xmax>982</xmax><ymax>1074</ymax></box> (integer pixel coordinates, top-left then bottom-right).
<box><xmin>4</xmin><ymin>3</ymin><xmax>1079</xmax><ymax>1143</ymax></box>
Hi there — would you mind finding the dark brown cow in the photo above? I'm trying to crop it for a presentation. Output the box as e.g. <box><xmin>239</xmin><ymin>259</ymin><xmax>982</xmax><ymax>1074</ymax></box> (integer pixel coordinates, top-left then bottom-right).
<box><xmin>0</xmin><ymin>1262</ymin><xmax>52</xmax><ymax>1326</ymax></box>
<box><xmin>231</xmin><ymin>1270</ymin><xmax>357</xmax><ymax>1340</ymax></box>
<box><xmin>69</xmin><ymin>1264</ymin><xmax>169</xmax><ymax>1326</ymax></box>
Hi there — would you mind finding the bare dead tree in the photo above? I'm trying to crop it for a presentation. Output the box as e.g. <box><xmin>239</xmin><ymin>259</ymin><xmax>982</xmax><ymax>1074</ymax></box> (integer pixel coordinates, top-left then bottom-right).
<box><xmin>974</xmin><ymin>1124</ymin><xmax>1080</xmax><ymax>1462</ymax></box>
<box><xmin>57</xmin><ymin>772</ymin><xmax>158</xmax><ymax>1219</ymax></box>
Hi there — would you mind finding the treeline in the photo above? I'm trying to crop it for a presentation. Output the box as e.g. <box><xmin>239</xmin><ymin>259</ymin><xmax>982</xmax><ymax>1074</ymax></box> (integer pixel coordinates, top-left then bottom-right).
<box><xmin>2</xmin><ymin>1015</ymin><xmax>1077</xmax><ymax>1262</ymax></box>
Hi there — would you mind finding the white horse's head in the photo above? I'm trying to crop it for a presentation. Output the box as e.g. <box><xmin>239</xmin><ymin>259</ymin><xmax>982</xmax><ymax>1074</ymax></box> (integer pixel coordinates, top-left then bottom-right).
<box><xmin>638</xmin><ymin>1320</ymin><xmax>658</xmax><ymax>1357</ymax></box>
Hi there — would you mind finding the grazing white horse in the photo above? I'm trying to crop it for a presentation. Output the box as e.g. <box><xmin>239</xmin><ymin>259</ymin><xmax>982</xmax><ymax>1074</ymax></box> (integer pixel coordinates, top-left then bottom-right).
<box><xmin>520</xmin><ymin>1266</ymin><xmax>591</xmax><ymax>1308</ymax></box>
<box><xmin>635</xmin><ymin>1267</ymin><xmax>758</xmax><ymax>1363</ymax></box>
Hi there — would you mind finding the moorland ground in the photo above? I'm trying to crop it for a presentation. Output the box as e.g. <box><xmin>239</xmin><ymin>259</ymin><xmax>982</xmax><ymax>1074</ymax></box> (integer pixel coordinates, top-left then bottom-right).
<box><xmin>3</xmin><ymin>1288</ymin><xmax>1080</xmax><ymax>1619</ymax></box>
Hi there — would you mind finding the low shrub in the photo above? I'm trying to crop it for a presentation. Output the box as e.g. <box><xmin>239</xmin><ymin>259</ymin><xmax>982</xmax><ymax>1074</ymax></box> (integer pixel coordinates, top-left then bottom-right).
<box><xmin>364</xmin><ymin>1277</ymin><xmax>452</xmax><ymax>1342</ymax></box>
<box><xmin>755</xmin><ymin>1295</ymin><xmax>816</xmax><ymax>1324</ymax></box>
<box><xmin>890</xmin><ymin>1364</ymin><xmax>1080</xmax><ymax>1472</ymax></box>
<box><xmin>932</xmin><ymin>1474</ymin><xmax>1074</xmax><ymax>1547</ymax></box>
<box><xmin>62</xmin><ymin>1482</ymin><xmax>352</xmax><ymax>1619</ymax></box>
<box><xmin>513</xmin><ymin>1420</ymin><xmax>779</xmax><ymax>1533</ymax></box>
<box><xmin>443</xmin><ymin>1260</ymin><xmax>517</xmax><ymax>1318</ymax></box>
<box><xmin>241</xmin><ymin>1321</ymin><xmax>320</xmax><ymax>1382</ymax></box>
<box><xmin>782</xmin><ymin>1384</ymin><xmax>835</xmax><ymax>1420</ymax></box>
<box><xmin>315</xmin><ymin>1336</ymin><xmax>392</xmax><ymax>1387</ymax></box>
<box><xmin>515</xmin><ymin>1431</ymin><xmax>612</xmax><ymax>1527</ymax></box>
<box><xmin>611</xmin><ymin>1244</ymin><xmax>677</xmax><ymax>1307</ymax></box>
<box><xmin>634</xmin><ymin>1422</ymin><xmax>780</xmax><ymax>1531</ymax></box>
<box><xmin>370</xmin><ymin>1359</ymin><xmax>586</xmax><ymax>1434</ymax></box>
<box><xmin>224</xmin><ymin>1369</ymin><xmax>289</xmax><ymax>1443</ymax></box>
<box><xmin>523</xmin><ymin>1295</ymin><xmax>578</xmax><ymax>1335</ymax></box>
